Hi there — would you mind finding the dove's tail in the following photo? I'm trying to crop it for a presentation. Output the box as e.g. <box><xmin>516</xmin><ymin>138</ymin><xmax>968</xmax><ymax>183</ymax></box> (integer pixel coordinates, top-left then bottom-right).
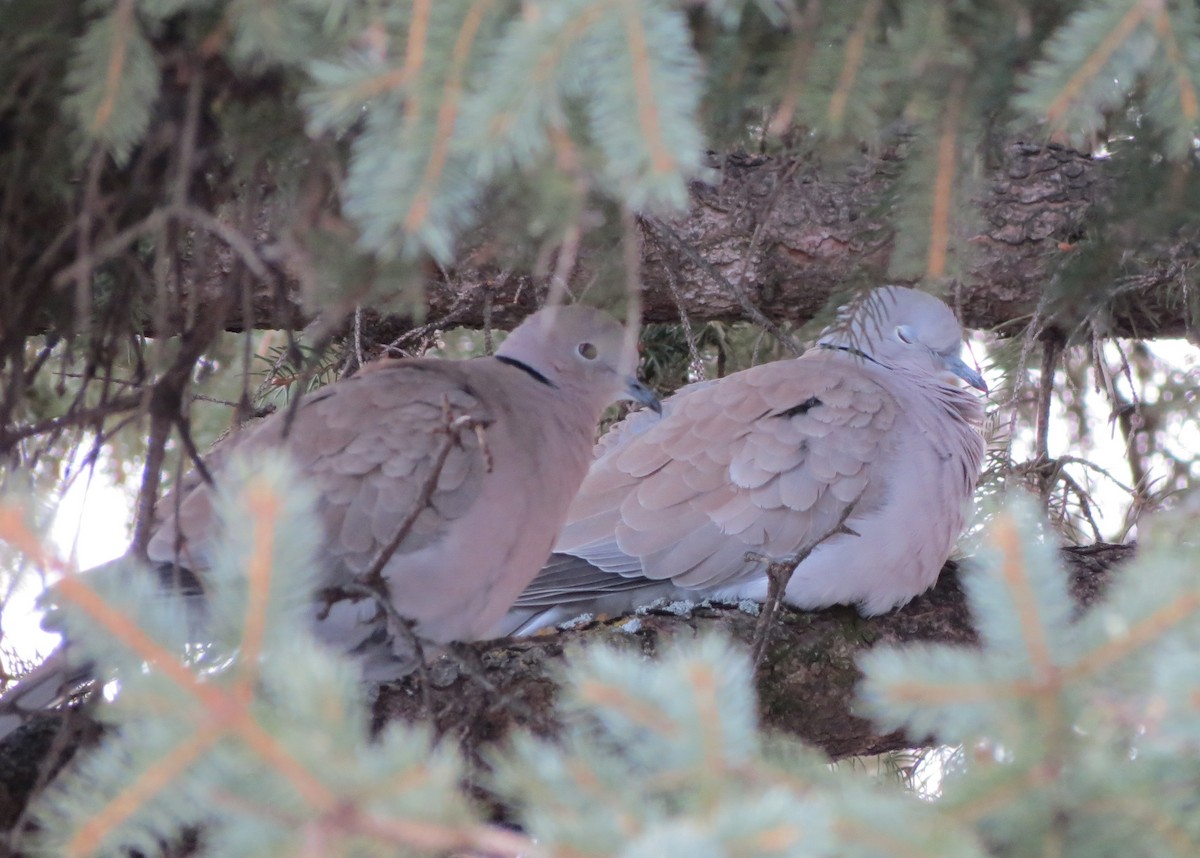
<box><xmin>0</xmin><ymin>647</ymin><xmax>96</xmax><ymax>742</ymax></box>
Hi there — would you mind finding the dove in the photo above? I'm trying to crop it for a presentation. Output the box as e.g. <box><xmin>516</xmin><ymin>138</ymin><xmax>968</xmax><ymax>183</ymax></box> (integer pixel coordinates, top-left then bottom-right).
<box><xmin>0</xmin><ymin>305</ymin><xmax>659</xmax><ymax>732</ymax></box>
<box><xmin>495</xmin><ymin>287</ymin><xmax>986</xmax><ymax>636</ymax></box>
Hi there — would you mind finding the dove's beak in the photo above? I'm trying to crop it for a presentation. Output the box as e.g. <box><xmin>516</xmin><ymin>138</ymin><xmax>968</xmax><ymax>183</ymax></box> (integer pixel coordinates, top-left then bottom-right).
<box><xmin>624</xmin><ymin>377</ymin><xmax>662</xmax><ymax>414</ymax></box>
<box><xmin>945</xmin><ymin>354</ymin><xmax>988</xmax><ymax>393</ymax></box>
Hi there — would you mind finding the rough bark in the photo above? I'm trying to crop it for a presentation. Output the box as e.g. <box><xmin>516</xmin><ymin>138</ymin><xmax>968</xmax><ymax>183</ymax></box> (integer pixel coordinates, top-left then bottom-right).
<box><xmin>112</xmin><ymin>142</ymin><xmax>1193</xmax><ymax>341</ymax></box>
<box><xmin>309</xmin><ymin>144</ymin><xmax>1195</xmax><ymax>343</ymax></box>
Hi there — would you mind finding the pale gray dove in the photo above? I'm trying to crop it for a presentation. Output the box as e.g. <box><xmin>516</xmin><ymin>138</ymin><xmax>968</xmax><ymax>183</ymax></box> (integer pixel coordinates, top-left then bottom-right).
<box><xmin>0</xmin><ymin>305</ymin><xmax>659</xmax><ymax>734</ymax></box>
<box><xmin>495</xmin><ymin>287</ymin><xmax>986</xmax><ymax>637</ymax></box>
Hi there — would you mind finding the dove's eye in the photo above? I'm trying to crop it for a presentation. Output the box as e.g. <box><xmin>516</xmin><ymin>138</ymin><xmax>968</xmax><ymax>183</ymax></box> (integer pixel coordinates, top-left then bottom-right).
<box><xmin>578</xmin><ymin>342</ymin><xmax>598</xmax><ymax>360</ymax></box>
<box><xmin>895</xmin><ymin>325</ymin><xmax>917</xmax><ymax>345</ymax></box>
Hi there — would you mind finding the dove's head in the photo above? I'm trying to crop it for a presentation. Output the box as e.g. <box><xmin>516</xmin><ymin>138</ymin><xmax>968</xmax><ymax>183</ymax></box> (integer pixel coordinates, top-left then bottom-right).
<box><xmin>497</xmin><ymin>305</ymin><xmax>661</xmax><ymax>414</ymax></box>
<box><xmin>819</xmin><ymin>286</ymin><xmax>987</xmax><ymax>392</ymax></box>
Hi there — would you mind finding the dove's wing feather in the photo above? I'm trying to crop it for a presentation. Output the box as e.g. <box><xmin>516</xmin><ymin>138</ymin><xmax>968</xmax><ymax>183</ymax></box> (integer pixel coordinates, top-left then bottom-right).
<box><xmin>551</xmin><ymin>354</ymin><xmax>897</xmax><ymax>594</ymax></box>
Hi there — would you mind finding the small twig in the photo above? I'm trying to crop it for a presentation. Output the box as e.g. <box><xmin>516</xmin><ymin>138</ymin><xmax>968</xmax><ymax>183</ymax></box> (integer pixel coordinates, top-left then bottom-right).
<box><xmin>0</xmin><ymin>394</ymin><xmax>143</xmax><ymax>451</ymax></box>
<box><xmin>731</xmin><ymin>157</ymin><xmax>800</xmax><ymax>303</ymax></box>
<box><xmin>481</xmin><ymin>284</ymin><xmax>495</xmax><ymax>355</ymax></box>
<box><xmin>1035</xmin><ymin>333</ymin><xmax>1063</xmax><ymax>503</ymax></box>
<box><xmin>341</xmin><ymin>404</ymin><xmax>495</xmax><ymax>712</ymax></box>
<box><xmin>745</xmin><ymin>497</ymin><xmax>863</xmax><ymax>670</ymax></box>
<box><xmin>1052</xmin><ymin>455</ymin><xmax>1136</xmax><ymax>494</ymax></box>
<box><xmin>353</xmin><ymin>305</ymin><xmax>366</xmax><ymax>370</ymax></box>
<box><xmin>133</xmin><ymin>291</ymin><xmax>240</xmax><ymax>559</ymax></box>
<box><xmin>52</xmin><ymin>209</ymin><xmax>168</xmax><ymax>289</ymax></box>
<box><xmin>1105</xmin><ymin>338</ymin><xmax>1151</xmax><ymax>500</ymax></box>
<box><xmin>172</xmin><ymin>64</ymin><xmax>203</xmax><ymax>211</ymax></box>
<box><xmin>999</xmin><ymin>295</ymin><xmax>1052</xmax><ymax>479</ymax></box>
<box><xmin>441</xmin><ymin>641</ymin><xmax>540</xmax><ymax>722</ymax></box>
<box><xmin>207</xmin><ymin>791</ymin><xmax>538</xmax><ymax>857</ymax></box>
<box><xmin>621</xmin><ymin>208</ymin><xmax>645</xmax><ymax>372</ymax></box>
<box><xmin>1016</xmin><ymin>456</ymin><xmax>1108</xmax><ymax>544</ymax></box>
<box><xmin>362</xmin><ymin>404</ymin><xmax>492</xmax><ymax>589</ymax></box>
<box><xmin>72</xmin><ymin>147</ymin><xmax>107</xmax><ymax>340</ymax></box>
<box><xmin>174</xmin><ymin>204</ymin><xmax>271</xmax><ymax>281</ymax></box>
<box><xmin>252</xmin><ymin>341</ymin><xmax>298</xmax><ymax>403</ymax></box>
<box><xmin>338</xmin><ymin>582</ymin><xmax>434</xmax><ymax>717</ymax></box>
<box><xmin>1058</xmin><ymin>470</ymin><xmax>1104</xmax><ymax>543</ymax></box>
<box><xmin>173</xmin><ymin>412</ymin><xmax>215</xmax><ymax>488</ymax></box>
<box><xmin>662</xmin><ymin>257</ymin><xmax>706</xmax><ymax>381</ymax></box>
<box><xmin>547</xmin><ymin>221</ymin><xmax>583</xmax><ymax>309</ymax></box>
<box><xmin>132</xmin><ymin>403</ymin><xmax>174</xmax><ymax>561</ymax></box>
<box><xmin>645</xmin><ymin>217</ymin><xmax>801</xmax><ymax>356</ymax></box>
<box><xmin>383</xmin><ymin>293</ymin><xmax>475</xmax><ymax>356</ymax></box>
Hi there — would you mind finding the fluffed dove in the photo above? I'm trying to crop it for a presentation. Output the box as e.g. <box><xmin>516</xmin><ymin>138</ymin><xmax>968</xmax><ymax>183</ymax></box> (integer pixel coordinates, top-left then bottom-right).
<box><xmin>0</xmin><ymin>305</ymin><xmax>659</xmax><ymax>732</ymax></box>
<box><xmin>495</xmin><ymin>287</ymin><xmax>986</xmax><ymax>636</ymax></box>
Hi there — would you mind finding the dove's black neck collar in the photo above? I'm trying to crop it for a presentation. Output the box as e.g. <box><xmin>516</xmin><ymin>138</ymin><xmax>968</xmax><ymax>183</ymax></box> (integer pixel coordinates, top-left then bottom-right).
<box><xmin>496</xmin><ymin>355</ymin><xmax>557</xmax><ymax>388</ymax></box>
<box><xmin>819</xmin><ymin>343</ymin><xmax>882</xmax><ymax>366</ymax></box>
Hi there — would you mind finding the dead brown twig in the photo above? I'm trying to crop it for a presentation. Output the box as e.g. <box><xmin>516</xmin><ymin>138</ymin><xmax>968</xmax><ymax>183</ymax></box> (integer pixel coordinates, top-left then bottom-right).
<box><xmin>1034</xmin><ymin>333</ymin><xmax>1064</xmax><ymax>501</ymax></box>
<box><xmin>644</xmin><ymin>216</ymin><xmax>801</xmax><ymax>357</ymax></box>
<box><xmin>745</xmin><ymin>497</ymin><xmax>863</xmax><ymax>671</ymax></box>
<box><xmin>362</xmin><ymin>401</ymin><xmax>493</xmax><ymax>591</ymax></box>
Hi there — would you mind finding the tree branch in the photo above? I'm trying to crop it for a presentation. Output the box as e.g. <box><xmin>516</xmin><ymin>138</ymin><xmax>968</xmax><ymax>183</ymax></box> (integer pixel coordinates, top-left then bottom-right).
<box><xmin>339</xmin><ymin>144</ymin><xmax>1191</xmax><ymax>341</ymax></box>
<box><xmin>19</xmin><ymin>142</ymin><xmax>1196</xmax><ymax>344</ymax></box>
<box><xmin>370</xmin><ymin>543</ymin><xmax>1132</xmax><ymax>763</ymax></box>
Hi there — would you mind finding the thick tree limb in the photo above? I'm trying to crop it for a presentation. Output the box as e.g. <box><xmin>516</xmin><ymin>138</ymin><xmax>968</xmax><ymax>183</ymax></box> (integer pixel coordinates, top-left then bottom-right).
<box><xmin>28</xmin><ymin>143</ymin><xmax>1194</xmax><ymax>343</ymax></box>
<box><xmin>310</xmin><ymin>144</ymin><xmax>1191</xmax><ymax>341</ymax></box>
<box><xmin>371</xmin><ymin>543</ymin><xmax>1131</xmax><ymax>764</ymax></box>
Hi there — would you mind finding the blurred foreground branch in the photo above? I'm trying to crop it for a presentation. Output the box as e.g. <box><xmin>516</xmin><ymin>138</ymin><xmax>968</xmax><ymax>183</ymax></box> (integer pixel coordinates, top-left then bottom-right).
<box><xmin>0</xmin><ymin>542</ymin><xmax>1130</xmax><ymax>837</ymax></box>
<box><xmin>370</xmin><ymin>543</ymin><xmax>1129</xmax><ymax>764</ymax></box>
<box><xmin>0</xmin><ymin>544</ymin><xmax>1132</xmax><ymax>844</ymax></box>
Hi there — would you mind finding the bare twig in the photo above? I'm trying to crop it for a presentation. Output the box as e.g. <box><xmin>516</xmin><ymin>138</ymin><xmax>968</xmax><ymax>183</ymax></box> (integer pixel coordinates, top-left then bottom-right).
<box><xmin>132</xmin><ymin>402</ymin><xmax>174</xmax><ymax>561</ymax></box>
<box><xmin>52</xmin><ymin>209</ymin><xmax>169</xmax><ymax>289</ymax></box>
<box><xmin>546</xmin><ymin>220</ymin><xmax>583</xmax><ymax>309</ymax></box>
<box><xmin>1106</xmin><ymin>338</ymin><xmax>1151</xmax><ymax>497</ymax></box>
<box><xmin>1053</xmin><ymin>455</ymin><xmax>1136</xmax><ymax>495</ymax></box>
<box><xmin>72</xmin><ymin>147</ymin><xmax>107</xmax><ymax>340</ymax></box>
<box><xmin>661</xmin><ymin>254</ymin><xmax>706</xmax><ymax>381</ymax></box>
<box><xmin>353</xmin><ymin>305</ymin><xmax>366</xmax><ymax>370</ymax></box>
<box><xmin>174</xmin><ymin>205</ymin><xmax>271</xmax><ymax>281</ymax></box>
<box><xmin>1057</xmin><ymin>469</ymin><xmax>1105</xmax><ymax>543</ymax></box>
<box><xmin>383</xmin><ymin>292</ymin><xmax>475</xmax><ymax>356</ymax></box>
<box><xmin>173</xmin><ymin>412</ymin><xmax>215</xmax><ymax>489</ymax></box>
<box><xmin>998</xmin><ymin>293</ymin><xmax>1051</xmax><ymax>480</ymax></box>
<box><xmin>1035</xmin><ymin>334</ymin><xmax>1064</xmax><ymax>502</ymax></box>
<box><xmin>745</xmin><ymin>497</ymin><xmax>863</xmax><ymax>670</ymax></box>
<box><xmin>172</xmin><ymin>66</ymin><xmax>203</xmax><ymax>211</ymax></box>
<box><xmin>132</xmin><ymin>287</ymin><xmax>240</xmax><ymax>558</ymax></box>
<box><xmin>362</xmin><ymin>404</ymin><xmax>492</xmax><ymax>588</ymax></box>
<box><xmin>337</xmin><ymin>581</ymin><xmax>433</xmax><ymax>715</ymax></box>
<box><xmin>645</xmin><ymin>217</ymin><xmax>801</xmax><ymax>356</ymax></box>
<box><xmin>0</xmin><ymin>393</ymin><xmax>144</xmax><ymax>452</ymax></box>
<box><xmin>481</xmin><ymin>281</ymin><xmax>496</xmax><ymax>355</ymax></box>
<box><xmin>1015</xmin><ymin>456</ymin><xmax>1108</xmax><ymax>543</ymax></box>
<box><xmin>621</xmin><ymin>208</ymin><xmax>645</xmax><ymax>372</ymax></box>
<box><xmin>208</xmin><ymin>791</ymin><xmax>538</xmax><ymax>857</ymax></box>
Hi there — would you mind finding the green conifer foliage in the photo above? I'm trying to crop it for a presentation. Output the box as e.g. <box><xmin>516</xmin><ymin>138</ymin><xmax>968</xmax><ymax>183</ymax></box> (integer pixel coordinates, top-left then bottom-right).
<box><xmin>14</xmin><ymin>0</ymin><xmax>1191</xmax><ymax>326</ymax></box>
<box><xmin>4</xmin><ymin>1</ymin><xmax>1200</xmax><ymax>853</ymax></box>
